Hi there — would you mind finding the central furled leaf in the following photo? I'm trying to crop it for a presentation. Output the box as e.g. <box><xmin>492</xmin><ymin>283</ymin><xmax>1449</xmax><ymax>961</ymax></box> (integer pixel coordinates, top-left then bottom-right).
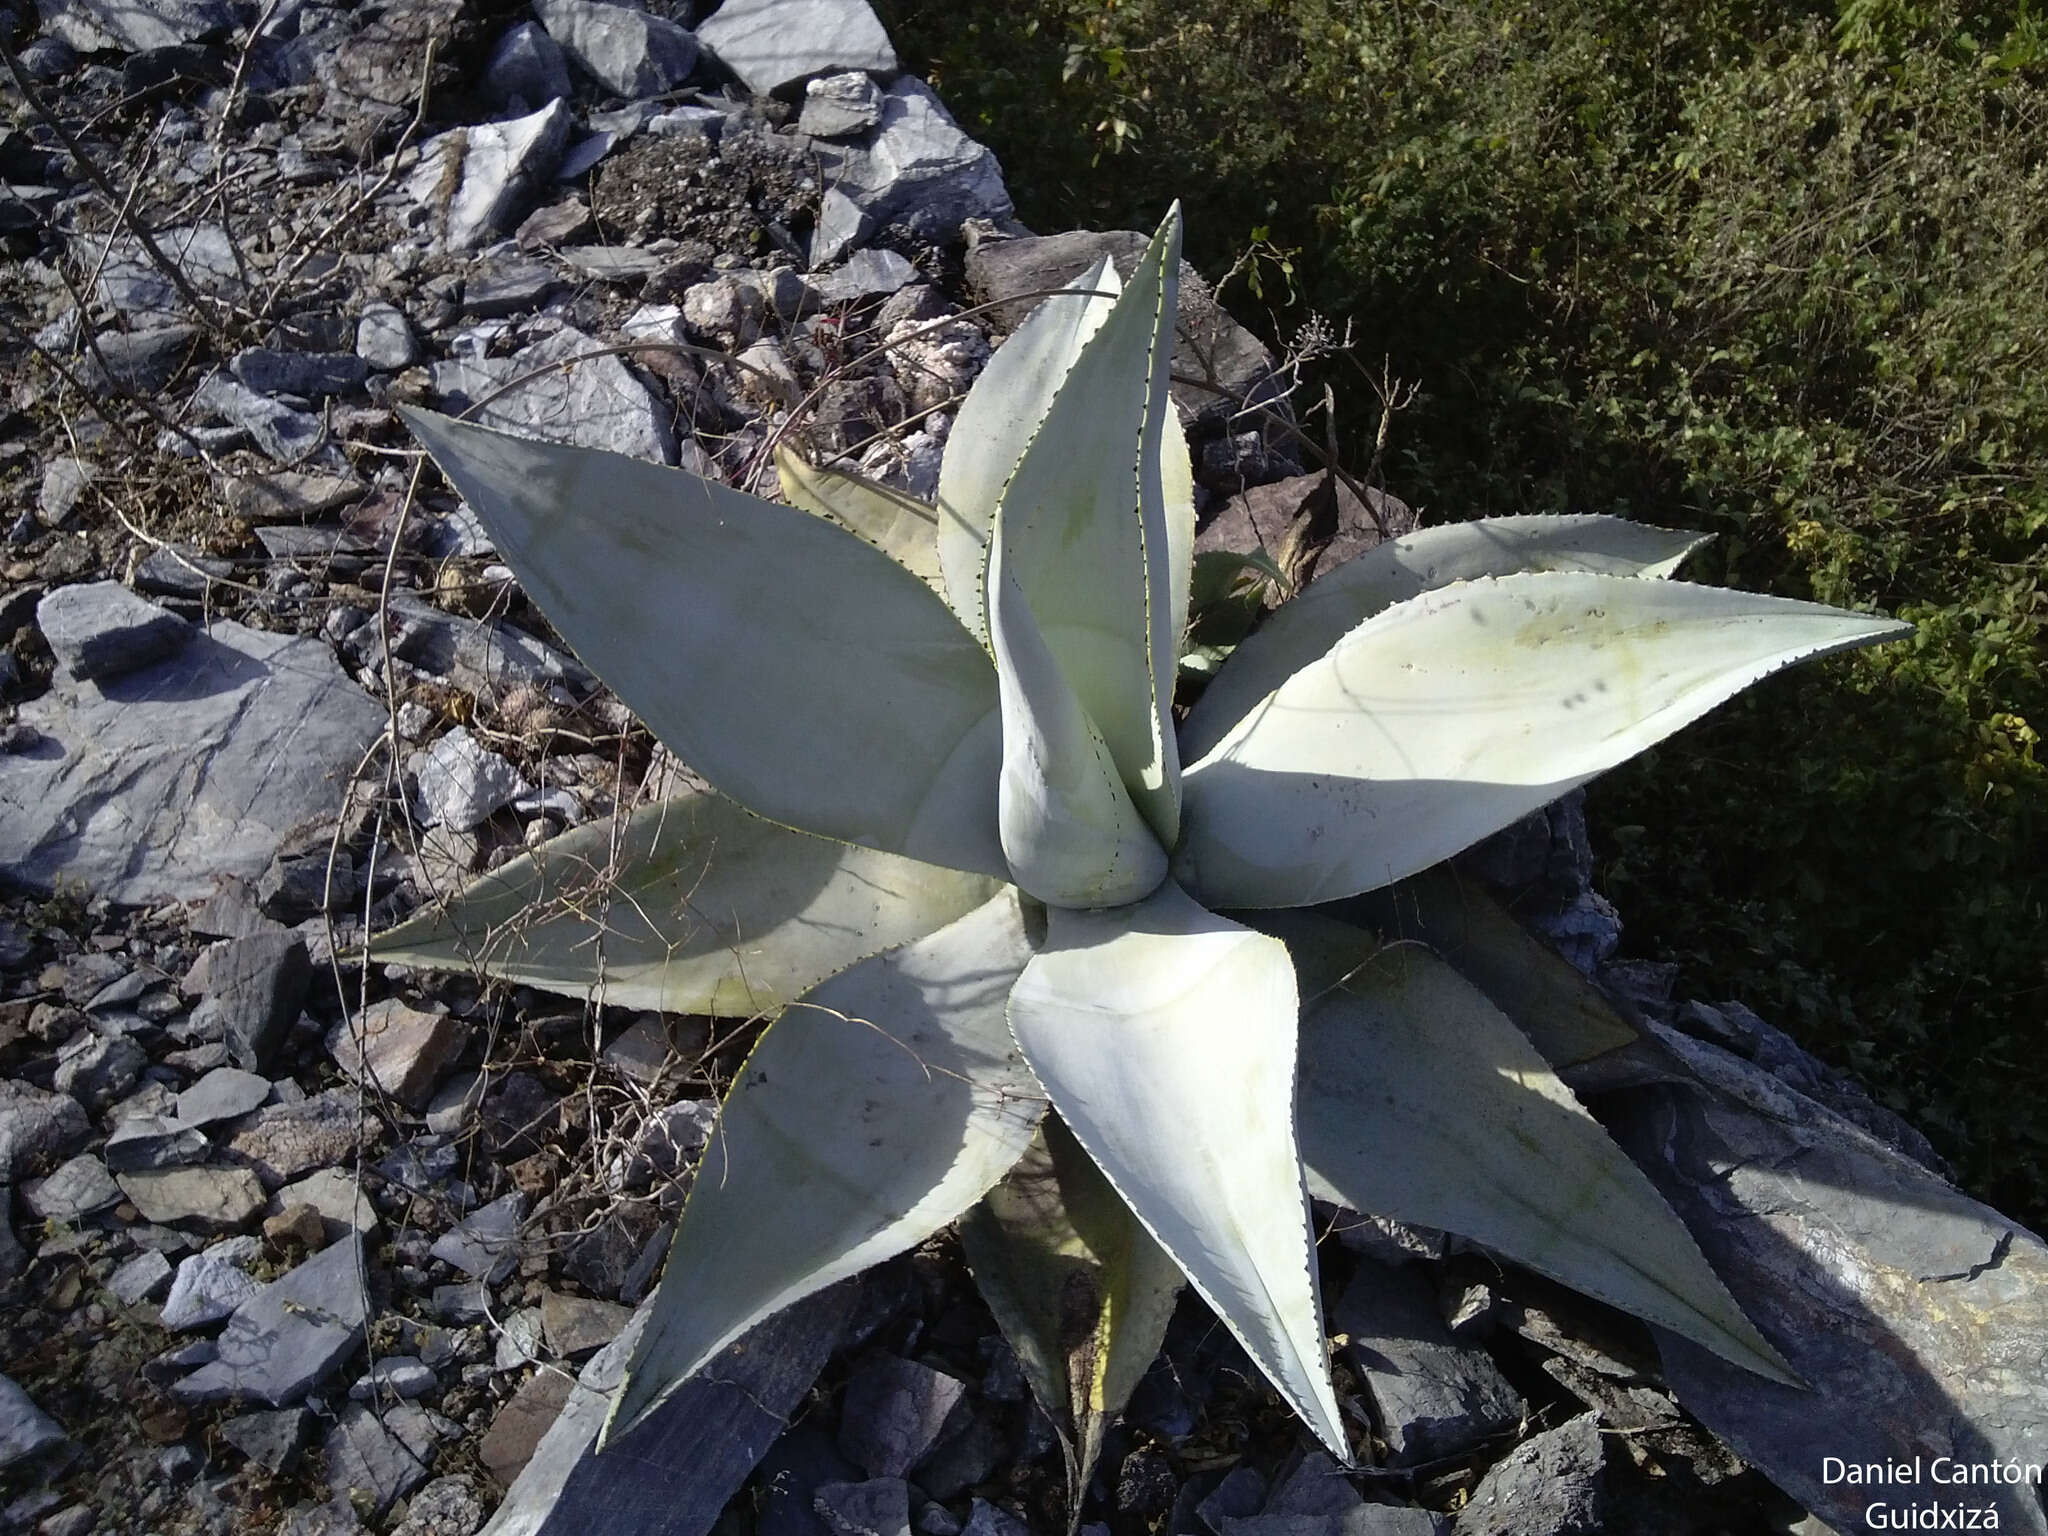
<box><xmin>1007</xmin><ymin>881</ymin><xmax>1348</xmax><ymax>1458</ymax></box>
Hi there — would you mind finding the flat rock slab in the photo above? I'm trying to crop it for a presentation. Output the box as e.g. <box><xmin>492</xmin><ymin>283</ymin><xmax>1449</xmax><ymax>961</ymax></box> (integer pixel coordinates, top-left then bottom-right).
<box><xmin>695</xmin><ymin>0</ymin><xmax>897</xmax><ymax>96</ymax></box>
<box><xmin>173</xmin><ymin>1232</ymin><xmax>370</xmax><ymax>1406</ymax></box>
<box><xmin>1332</xmin><ymin>1262</ymin><xmax>1524</xmax><ymax>1466</ymax></box>
<box><xmin>1610</xmin><ymin>1024</ymin><xmax>2048</xmax><ymax>1536</ymax></box>
<box><xmin>810</xmin><ymin>79</ymin><xmax>1010</xmax><ymax>264</ymax></box>
<box><xmin>429</xmin><ymin>323</ymin><xmax>677</xmax><ymax>465</ymax></box>
<box><xmin>328</xmin><ymin>998</ymin><xmax>467</xmax><ymax>1110</ymax></box>
<box><xmin>36</xmin><ymin>582</ymin><xmax>190</xmax><ymax>682</ymax></box>
<box><xmin>25</xmin><ymin>1154</ymin><xmax>121</xmax><ymax>1221</ymax></box>
<box><xmin>226</xmin><ymin>1089</ymin><xmax>363</xmax><ymax>1188</ymax></box>
<box><xmin>176</xmin><ymin>1066</ymin><xmax>272</xmax><ymax>1127</ymax></box>
<box><xmin>433</xmin><ymin>1191</ymin><xmax>528</xmax><ymax>1282</ymax></box>
<box><xmin>406</xmin><ymin>99</ymin><xmax>572</xmax><ymax>252</ymax></box>
<box><xmin>534</xmin><ymin>0</ymin><xmax>697</xmax><ymax>98</ymax></box>
<box><xmin>161</xmin><ymin>1245</ymin><xmax>264</xmax><ymax>1330</ymax></box>
<box><xmin>0</xmin><ymin>620</ymin><xmax>386</xmax><ymax>906</ymax></box>
<box><xmin>0</xmin><ymin>1374</ymin><xmax>70</xmax><ymax>1473</ymax></box>
<box><xmin>118</xmin><ymin>1165</ymin><xmax>267</xmax><ymax>1232</ymax></box>
<box><xmin>327</xmin><ymin>1401</ymin><xmax>453</xmax><ymax>1516</ymax></box>
<box><xmin>539</xmin><ymin>1291</ymin><xmax>631</xmax><ymax>1359</ymax></box>
<box><xmin>837</xmin><ymin>1355</ymin><xmax>969</xmax><ymax>1479</ymax></box>
<box><xmin>198</xmin><ymin>931</ymin><xmax>311</xmax><ymax>1074</ymax></box>
<box><xmin>1451</xmin><ymin>1412</ymin><xmax>1602</xmax><ymax>1536</ymax></box>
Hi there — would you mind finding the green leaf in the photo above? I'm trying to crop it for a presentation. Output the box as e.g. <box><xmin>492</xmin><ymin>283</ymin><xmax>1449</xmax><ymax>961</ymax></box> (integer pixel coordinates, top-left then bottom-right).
<box><xmin>1343</xmin><ymin>865</ymin><xmax>1637</xmax><ymax>1068</ymax></box>
<box><xmin>368</xmin><ymin>792</ymin><xmax>1002</xmax><ymax>1016</ymax></box>
<box><xmin>1268</xmin><ymin>911</ymin><xmax>1797</xmax><ymax>1386</ymax></box>
<box><xmin>938</xmin><ymin>257</ymin><xmax>1120</xmax><ymax>643</ymax></box>
<box><xmin>1176</xmin><ymin>572</ymin><xmax>1911</xmax><ymax>908</ymax></box>
<box><xmin>605</xmin><ymin>890</ymin><xmax>1045</xmax><ymax>1446</ymax></box>
<box><xmin>961</xmin><ymin>1116</ymin><xmax>1183</xmax><ymax>1527</ymax></box>
<box><xmin>1181</xmin><ymin>514</ymin><xmax>1714</xmax><ymax>762</ymax></box>
<box><xmin>773</xmin><ymin>444</ymin><xmax>947</xmax><ymax>598</ymax></box>
<box><xmin>992</xmin><ymin>208</ymin><xmax>1188</xmax><ymax>847</ymax></box>
<box><xmin>1007</xmin><ymin>880</ymin><xmax>1348</xmax><ymax>1457</ymax></box>
<box><xmin>987</xmin><ymin>524</ymin><xmax>1169</xmax><ymax>907</ymax></box>
<box><xmin>401</xmin><ymin>409</ymin><xmax>1005</xmax><ymax>880</ymax></box>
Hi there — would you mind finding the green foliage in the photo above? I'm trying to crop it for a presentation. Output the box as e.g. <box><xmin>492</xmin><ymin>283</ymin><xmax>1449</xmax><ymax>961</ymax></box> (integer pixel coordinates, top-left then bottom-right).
<box><xmin>880</xmin><ymin>0</ymin><xmax>2048</xmax><ymax>1221</ymax></box>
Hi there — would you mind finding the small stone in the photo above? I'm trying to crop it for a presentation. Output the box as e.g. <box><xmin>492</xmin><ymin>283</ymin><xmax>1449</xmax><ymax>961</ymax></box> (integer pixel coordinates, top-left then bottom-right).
<box><xmin>190</xmin><ymin>374</ymin><xmax>325</xmax><ymax>463</ymax></box>
<box><xmin>814</xmin><ymin>248</ymin><xmax>918</xmax><ymax>304</ymax></box>
<box><xmin>461</xmin><ymin>258</ymin><xmax>559</xmax><ymax>319</ymax></box>
<box><xmin>838</xmin><ymin>1355</ymin><xmax>969</xmax><ymax>1479</ymax></box>
<box><xmin>695</xmin><ymin>0</ymin><xmax>896</xmax><ymax>96</ymax></box>
<box><xmin>682</xmin><ymin>274</ymin><xmax>765</xmax><ymax>348</ymax></box>
<box><xmin>799</xmin><ymin>71</ymin><xmax>884</xmax><ymax>138</ymax></box>
<box><xmin>478</xmin><ymin>1368</ymin><xmax>573</xmax><ymax>1487</ymax></box>
<box><xmin>109</xmin><ymin>1248</ymin><xmax>176</xmax><ymax>1305</ymax></box>
<box><xmin>539</xmin><ymin>1290</ymin><xmax>631</xmax><ymax>1359</ymax></box>
<box><xmin>405</xmin><ymin>99</ymin><xmax>572</xmax><ymax>252</ymax></box>
<box><xmin>0</xmin><ymin>1081</ymin><xmax>91</xmax><ymax>1184</ymax></box>
<box><xmin>815</xmin><ymin>1478</ymin><xmax>911</xmax><ymax>1536</ymax></box>
<box><xmin>35</xmin><ymin>582</ymin><xmax>190</xmax><ymax>682</ymax></box>
<box><xmin>221</xmin><ymin>1406</ymin><xmax>311</xmax><ymax>1473</ymax></box>
<box><xmin>809</xmin><ymin>79</ymin><xmax>1008</xmax><ymax>264</ymax></box>
<box><xmin>223</xmin><ymin>470</ymin><xmax>363</xmax><ymax>524</ymax></box>
<box><xmin>25</xmin><ymin>1154</ymin><xmax>121</xmax><ymax>1222</ymax></box>
<box><xmin>1453</xmin><ymin>1412</ymin><xmax>1603</xmax><ymax>1536</ymax></box>
<box><xmin>37</xmin><ymin>458</ymin><xmax>97</xmax><ymax>528</ymax></box>
<box><xmin>494</xmin><ymin>1307</ymin><xmax>545</xmax><ymax>1370</ymax></box>
<box><xmin>356</xmin><ymin>304</ymin><xmax>419</xmax><ymax>372</ymax></box>
<box><xmin>53</xmin><ymin>1032</ymin><xmax>149</xmax><ymax>1111</ymax></box>
<box><xmin>224</xmin><ymin>1089</ymin><xmax>361</xmax><ymax>1188</ymax></box>
<box><xmin>410</xmin><ymin>726</ymin><xmax>528</xmax><ymax>830</ymax></box>
<box><xmin>272</xmin><ymin>1167</ymin><xmax>378</xmax><ymax>1242</ymax></box>
<box><xmin>431</xmin><ymin>1192</ymin><xmax>526</xmax><ymax>1282</ymax></box>
<box><xmin>0</xmin><ymin>1375</ymin><xmax>70</xmax><ymax>1473</ymax></box>
<box><xmin>175</xmin><ymin>1066</ymin><xmax>271</xmax><ymax>1128</ymax></box>
<box><xmin>195</xmin><ymin>931</ymin><xmax>310</xmax><ymax>1075</ymax></box>
<box><xmin>391</xmin><ymin>1475</ymin><xmax>486</xmax><ymax>1536</ymax></box>
<box><xmin>79</xmin><ymin>325</ymin><xmax>201</xmax><ymax>395</ymax></box>
<box><xmin>516</xmin><ymin>200</ymin><xmax>594</xmax><ymax>249</ymax></box>
<box><xmin>161</xmin><ymin>1243</ymin><xmax>264</xmax><ymax>1330</ymax></box>
<box><xmin>485</xmin><ymin>20</ymin><xmax>572</xmax><ymax>107</ymax></box>
<box><xmin>230</xmin><ymin>349</ymin><xmax>370</xmax><ymax>400</ymax></box>
<box><xmin>327</xmin><ymin>999</ymin><xmax>467</xmax><ymax>1110</ymax></box>
<box><xmin>431</xmin><ymin>1282</ymin><xmax>490</xmax><ymax>1324</ymax></box>
<box><xmin>959</xmin><ymin>1502</ymin><xmax>1032</xmax><ymax>1536</ymax></box>
<box><xmin>600</xmin><ymin>1013</ymin><xmax>707</xmax><ymax>1085</ymax></box>
<box><xmin>117</xmin><ymin>1166</ymin><xmax>267</xmax><ymax>1233</ymax></box>
<box><xmin>325</xmin><ymin>1400</ymin><xmax>453</xmax><ymax>1517</ymax></box>
<box><xmin>350</xmin><ymin>1357</ymin><xmax>437</xmax><ymax>1401</ymax></box>
<box><xmin>172</xmin><ymin>1232</ymin><xmax>372</xmax><ymax>1406</ymax></box>
<box><xmin>264</xmin><ymin>1203</ymin><xmax>328</xmax><ymax>1252</ymax></box>
<box><xmin>534</xmin><ymin>0</ymin><xmax>698</xmax><ymax>98</ymax></box>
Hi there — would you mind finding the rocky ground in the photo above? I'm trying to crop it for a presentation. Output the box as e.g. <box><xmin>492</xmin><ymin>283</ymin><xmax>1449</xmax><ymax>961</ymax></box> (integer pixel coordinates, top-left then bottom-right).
<box><xmin>0</xmin><ymin>1</ymin><xmax>2008</xmax><ymax>1533</ymax></box>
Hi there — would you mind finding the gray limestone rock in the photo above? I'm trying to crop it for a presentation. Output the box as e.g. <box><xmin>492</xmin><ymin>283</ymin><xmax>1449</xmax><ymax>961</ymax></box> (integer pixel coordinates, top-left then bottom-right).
<box><xmin>837</xmin><ymin>1355</ymin><xmax>969</xmax><ymax>1479</ymax></box>
<box><xmin>326</xmin><ymin>1401</ymin><xmax>455</xmax><ymax>1517</ymax></box>
<box><xmin>110</xmin><ymin>1247</ymin><xmax>175</xmax><ymax>1305</ymax></box>
<box><xmin>0</xmin><ymin>1080</ymin><xmax>91</xmax><ymax>1182</ymax></box>
<box><xmin>814</xmin><ymin>1478</ymin><xmax>911</xmax><ymax>1536</ymax></box>
<box><xmin>1452</xmin><ymin>1413</ymin><xmax>1602</xmax><ymax>1536</ymax></box>
<box><xmin>272</xmin><ymin>1167</ymin><xmax>379</xmax><ymax>1242</ymax></box>
<box><xmin>406</xmin><ymin>99</ymin><xmax>573</xmax><ymax>252</ymax></box>
<box><xmin>176</xmin><ymin>1066</ymin><xmax>272</xmax><ymax>1128</ymax></box>
<box><xmin>0</xmin><ymin>1374</ymin><xmax>70</xmax><ymax>1474</ymax></box>
<box><xmin>0</xmin><ymin>620</ymin><xmax>386</xmax><ymax>905</ymax></box>
<box><xmin>814</xmin><ymin>247</ymin><xmax>917</xmax><ymax>303</ymax></box>
<box><xmin>37</xmin><ymin>457</ymin><xmax>97</xmax><ymax>527</ymax></box>
<box><xmin>197</xmin><ymin>931</ymin><xmax>310</xmax><ymax>1075</ymax></box>
<box><xmin>1333</xmin><ymin>1263</ymin><xmax>1524</xmax><ymax>1466</ymax></box>
<box><xmin>539</xmin><ymin>1290</ymin><xmax>631</xmax><ymax>1359</ymax></box>
<box><xmin>24</xmin><ymin>1153</ymin><xmax>120</xmax><ymax>1221</ymax></box>
<box><xmin>225</xmin><ymin>1090</ymin><xmax>362</xmax><ymax>1188</ymax></box>
<box><xmin>534</xmin><ymin>0</ymin><xmax>697</xmax><ymax>98</ymax></box>
<box><xmin>432</xmin><ymin>1191</ymin><xmax>527</xmax><ymax>1282</ymax></box>
<box><xmin>798</xmin><ymin>71</ymin><xmax>884</xmax><ymax>138</ymax></box>
<box><xmin>161</xmin><ymin>1244</ymin><xmax>264</xmax><ymax>1330</ymax></box>
<box><xmin>695</xmin><ymin>0</ymin><xmax>896</xmax><ymax>96</ymax></box>
<box><xmin>327</xmin><ymin>999</ymin><xmax>468</xmax><ymax>1110</ymax></box>
<box><xmin>91</xmin><ymin>225</ymin><xmax>240</xmax><ymax>327</ymax></box>
<box><xmin>350</xmin><ymin>1356</ymin><xmax>438</xmax><ymax>1401</ymax></box>
<box><xmin>190</xmin><ymin>374</ymin><xmax>325</xmax><ymax>463</ymax></box>
<box><xmin>78</xmin><ymin>325</ymin><xmax>200</xmax><ymax>395</ymax></box>
<box><xmin>462</xmin><ymin>257</ymin><xmax>560</xmax><ymax>318</ymax></box>
<box><xmin>34</xmin><ymin>0</ymin><xmax>229</xmax><ymax>52</ymax></box>
<box><xmin>357</xmin><ymin>303</ymin><xmax>420</xmax><ymax>371</ymax></box>
<box><xmin>810</xmin><ymin>79</ymin><xmax>1011</xmax><ymax>264</ymax></box>
<box><xmin>393</xmin><ymin>1476</ymin><xmax>487</xmax><ymax>1536</ymax></box>
<box><xmin>221</xmin><ymin>1406</ymin><xmax>311</xmax><ymax>1474</ymax></box>
<box><xmin>485</xmin><ymin>20</ymin><xmax>572</xmax><ymax>108</ymax></box>
<box><xmin>230</xmin><ymin>348</ymin><xmax>371</xmax><ymax>400</ymax></box>
<box><xmin>430</xmin><ymin>323</ymin><xmax>677</xmax><ymax>464</ymax></box>
<box><xmin>53</xmin><ymin>1031</ymin><xmax>148</xmax><ymax>1111</ymax></box>
<box><xmin>173</xmin><ymin>1231</ymin><xmax>371</xmax><ymax>1405</ymax></box>
<box><xmin>410</xmin><ymin>726</ymin><xmax>529</xmax><ymax>830</ymax></box>
<box><xmin>35</xmin><ymin>582</ymin><xmax>190</xmax><ymax>682</ymax></box>
<box><xmin>117</xmin><ymin>1165</ymin><xmax>266</xmax><ymax>1232</ymax></box>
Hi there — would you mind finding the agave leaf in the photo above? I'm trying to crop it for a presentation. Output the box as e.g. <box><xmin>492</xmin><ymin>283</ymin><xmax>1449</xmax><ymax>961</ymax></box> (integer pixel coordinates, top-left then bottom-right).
<box><xmin>1265</xmin><ymin>910</ymin><xmax>1797</xmax><ymax>1386</ymax></box>
<box><xmin>1008</xmin><ymin>880</ymin><xmax>1348</xmax><ymax>1457</ymax></box>
<box><xmin>1181</xmin><ymin>514</ymin><xmax>1714</xmax><ymax>762</ymax></box>
<box><xmin>961</xmin><ymin>1116</ymin><xmax>1183</xmax><ymax>1527</ymax></box>
<box><xmin>368</xmin><ymin>792</ymin><xmax>1002</xmax><ymax>1016</ymax></box>
<box><xmin>987</xmin><ymin>527</ymin><xmax>1169</xmax><ymax>907</ymax></box>
<box><xmin>993</xmin><ymin>209</ymin><xmax>1186</xmax><ymax>847</ymax></box>
<box><xmin>773</xmin><ymin>443</ymin><xmax>947</xmax><ymax>598</ymax></box>
<box><xmin>1345</xmin><ymin>865</ymin><xmax>1637</xmax><ymax>1069</ymax></box>
<box><xmin>402</xmin><ymin>409</ymin><xmax>1005</xmax><ymax>880</ymax></box>
<box><xmin>605</xmin><ymin>890</ymin><xmax>1045</xmax><ymax>1446</ymax></box>
<box><xmin>938</xmin><ymin>257</ymin><xmax>1121</xmax><ymax>642</ymax></box>
<box><xmin>1177</xmin><ymin>572</ymin><xmax>1911</xmax><ymax>909</ymax></box>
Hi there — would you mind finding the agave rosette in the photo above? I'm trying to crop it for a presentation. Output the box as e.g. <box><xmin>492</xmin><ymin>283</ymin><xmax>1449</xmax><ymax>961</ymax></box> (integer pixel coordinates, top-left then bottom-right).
<box><xmin>378</xmin><ymin>207</ymin><xmax>1907</xmax><ymax>1483</ymax></box>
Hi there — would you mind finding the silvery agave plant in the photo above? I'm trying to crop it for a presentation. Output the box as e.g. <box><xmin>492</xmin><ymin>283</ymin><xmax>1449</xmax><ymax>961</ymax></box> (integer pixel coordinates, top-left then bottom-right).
<box><xmin>378</xmin><ymin>207</ymin><xmax>1908</xmax><ymax>1490</ymax></box>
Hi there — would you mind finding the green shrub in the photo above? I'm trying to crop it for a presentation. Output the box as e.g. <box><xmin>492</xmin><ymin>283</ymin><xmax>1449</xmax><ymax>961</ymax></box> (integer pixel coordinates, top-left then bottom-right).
<box><xmin>880</xmin><ymin>0</ymin><xmax>2048</xmax><ymax>1219</ymax></box>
